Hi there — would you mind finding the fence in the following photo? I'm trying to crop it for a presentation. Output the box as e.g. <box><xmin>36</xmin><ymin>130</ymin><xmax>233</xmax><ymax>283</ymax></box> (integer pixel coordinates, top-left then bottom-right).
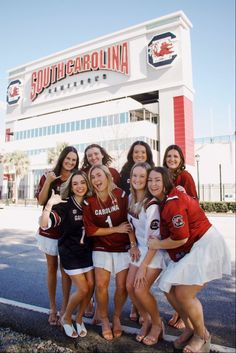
<box><xmin>0</xmin><ymin>183</ymin><xmax>235</xmax><ymax>204</ymax></box>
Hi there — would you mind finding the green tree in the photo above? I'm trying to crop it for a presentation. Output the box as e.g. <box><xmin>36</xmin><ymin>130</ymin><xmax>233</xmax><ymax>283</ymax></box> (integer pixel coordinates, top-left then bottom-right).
<box><xmin>3</xmin><ymin>151</ymin><xmax>29</xmax><ymax>204</ymax></box>
<box><xmin>47</xmin><ymin>142</ymin><xmax>69</xmax><ymax>166</ymax></box>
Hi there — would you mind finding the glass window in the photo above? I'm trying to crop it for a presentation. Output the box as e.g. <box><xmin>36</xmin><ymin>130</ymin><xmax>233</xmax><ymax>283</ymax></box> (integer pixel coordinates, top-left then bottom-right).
<box><xmin>114</xmin><ymin>114</ymin><xmax>119</xmax><ymax>124</ymax></box>
<box><xmin>20</xmin><ymin>131</ymin><xmax>23</xmax><ymax>139</ymax></box>
<box><xmin>61</xmin><ymin>123</ymin><xmax>65</xmax><ymax>133</ymax></box>
<box><xmin>76</xmin><ymin>121</ymin><xmax>80</xmax><ymax>130</ymax></box>
<box><xmin>23</xmin><ymin>130</ymin><xmax>27</xmax><ymax>139</ymax></box>
<box><xmin>102</xmin><ymin>116</ymin><xmax>107</xmax><ymax>126</ymax></box>
<box><xmin>81</xmin><ymin>120</ymin><xmax>85</xmax><ymax>130</ymax></box>
<box><xmin>47</xmin><ymin>126</ymin><xmax>51</xmax><ymax>135</ymax></box>
<box><xmin>91</xmin><ymin>118</ymin><xmax>96</xmax><ymax>128</ymax></box>
<box><xmin>97</xmin><ymin>116</ymin><xmax>101</xmax><ymax>127</ymax></box>
<box><xmin>108</xmin><ymin>115</ymin><xmax>113</xmax><ymax>125</ymax></box>
<box><xmin>43</xmin><ymin>127</ymin><xmax>47</xmax><ymax>136</ymax></box>
<box><xmin>56</xmin><ymin>124</ymin><xmax>60</xmax><ymax>134</ymax></box>
<box><xmin>71</xmin><ymin>121</ymin><xmax>75</xmax><ymax>131</ymax></box>
<box><xmin>35</xmin><ymin>128</ymin><xmax>38</xmax><ymax>137</ymax></box>
<box><xmin>120</xmin><ymin>112</ymin><xmax>127</xmax><ymax>123</ymax></box>
<box><xmin>66</xmin><ymin>122</ymin><xmax>70</xmax><ymax>132</ymax></box>
<box><xmin>51</xmin><ymin>125</ymin><xmax>56</xmax><ymax>134</ymax></box>
<box><xmin>27</xmin><ymin>130</ymin><xmax>30</xmax><ymax>139</ymax></box>
<box><xmin>86</xmin><ymin>119</ymin><xmax>90</xmax><ymax>129</ymax></box>
<box><xmin>31</xmin><ymin>129</ymin><xmax>35</xmax><ymax>138</ymax></box>
<box><xmin>39</xmin><ymin>127</ymin><xmax>42</xmax><ymax>136</ymax></box>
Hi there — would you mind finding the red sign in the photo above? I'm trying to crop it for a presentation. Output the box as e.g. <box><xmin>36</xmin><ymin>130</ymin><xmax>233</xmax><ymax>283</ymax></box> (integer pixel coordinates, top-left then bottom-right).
<box><xmin>31</xmin><ymin>42</ymin><xmax>129</xmax><ymax>101</ymax></box>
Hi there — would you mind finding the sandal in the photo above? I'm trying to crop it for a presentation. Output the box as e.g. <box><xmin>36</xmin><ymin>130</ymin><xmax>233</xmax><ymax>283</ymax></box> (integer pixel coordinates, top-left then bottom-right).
<box><xmin>84</xmin><ymin>299</ymin><xmax>94</xmax><ymax>318</ymax></box>
<box><xmin>183</xmin><ymin>332</ymin><xmax>211</xmax><ymax>353</ymax></box>
<box><xmin>76</xmin><ymin>321</ymin><xmax>87</xmax><ymax>337</ymax></box>
<box><xmin>48</xmin><ymin>310</ymin><xmax>58</xmax><ymax>326</ymax></box>
<box><xmin>129</xmin><ymin>304</ymin><xmax>139</xmax><ymax>321</ymax></box>
<box><xmin>135</xmin><ymin>321</ymin><xmax>151</xmax><ymax>343</ymax></box>
<box><xmin>60</xmin><ymin>316</ymin><xmax>78</xmax><ymax>338</ymax></box>
<box><xmin>112</xmin><ymin>315</ymin><xmax>122</xmax><ymax>338</ymax></box>
<box><xmin>173</xmin><ymin>329</ymin><xmax>194</xmax><ymax>349</ymax></box>
<box><xmin>101</xmin><ymin>318</ymin><xmax>113</xmax><ymax>341</ymax></box>
<box><xmin>142</xmin><ymin>321</ymin><xmax>164</xmax><ymax>346</ymax></box>
<box><xmin>168</xmin><ymin>312</ymin><xmax>185</xmax><ymax>329</ymax></box>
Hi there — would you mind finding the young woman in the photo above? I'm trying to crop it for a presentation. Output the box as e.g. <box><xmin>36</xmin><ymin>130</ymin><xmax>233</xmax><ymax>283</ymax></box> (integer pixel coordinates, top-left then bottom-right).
<box><xmin>120</xmin><ymin>140</ymin><xmax>155</xmax><ymax>321</ymax></box>
<box><xmin>35</xmin><ymin>146</ymin><xmax>79</xmax><ymax>326</ymax></box>
<box><xmin>120</xmin><ymin>141</ymin><xmax>155</xmax><ymax>196</ymax></box>
<box><xmin>81</xmin><ymin>143</ymin><xmax>121</xmax><ymax>318</ymax></box>
<box><xmin>39</xmin><ymin>170</ymin><xmax>94</xmax><ymax>338</ymax></box>
<box><xmin>81</xmin><ymin>144</ymin><xmax>121</xmax><ymax>187</ymax></box>
<box><xmin>83</xmin><ymin>165</ymin><xmax>138</xmax><ymax>341</ymax></box>
<box><xmin>126</xmin><ymin>162</ymin><xmax>166</xmax><ymax>346</ymax></box>
<box><xmin>147</xmin><ymin>167</ymin><xmax>231</xmax><ymax>353</ymax></box>
<box><xmin>163</xmin><ymin>144</ymin><xmax>197</xmax><ymax>329</ymax></box>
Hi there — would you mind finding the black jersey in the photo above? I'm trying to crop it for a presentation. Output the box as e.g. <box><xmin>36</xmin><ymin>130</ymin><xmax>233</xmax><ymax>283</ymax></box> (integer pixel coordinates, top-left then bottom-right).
<box><xmin>50</xmin><ymin>196</ymin><xmax>93</xmax><ymax>270</ymax></box>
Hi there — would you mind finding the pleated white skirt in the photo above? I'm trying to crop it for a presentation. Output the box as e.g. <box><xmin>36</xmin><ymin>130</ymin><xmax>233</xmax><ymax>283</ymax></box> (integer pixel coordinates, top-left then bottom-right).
<box><xmin>158</xmin><ymin>225</ymin><xmax>232</xmax><ymax>293</ymax></box>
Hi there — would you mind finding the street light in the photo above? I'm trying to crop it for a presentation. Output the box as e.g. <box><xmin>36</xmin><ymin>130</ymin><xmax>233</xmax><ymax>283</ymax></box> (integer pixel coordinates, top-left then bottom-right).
<box><xmin>195</xmin><ymin>154</ymin><xmax>200</xmax><ymax>199</ymax></box>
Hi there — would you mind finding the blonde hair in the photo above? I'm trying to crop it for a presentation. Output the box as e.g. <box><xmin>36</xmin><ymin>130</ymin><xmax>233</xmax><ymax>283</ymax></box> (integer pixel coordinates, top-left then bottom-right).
<box><xmin>88</xmin><ymin>164</ymin><xmax>117</xmax><ymax>205</ymax></box>
<box><xmin>129</xmin><ymin>162</ymin><xmax>151</xmax><ymax>216</ymax></box>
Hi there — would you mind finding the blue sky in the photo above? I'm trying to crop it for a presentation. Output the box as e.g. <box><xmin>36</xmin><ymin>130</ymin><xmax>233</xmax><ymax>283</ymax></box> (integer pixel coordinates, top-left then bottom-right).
<box><xmin>0</xmin><ymin>0</ymin><xmax>235</xmax><ymax>139</ymax></box>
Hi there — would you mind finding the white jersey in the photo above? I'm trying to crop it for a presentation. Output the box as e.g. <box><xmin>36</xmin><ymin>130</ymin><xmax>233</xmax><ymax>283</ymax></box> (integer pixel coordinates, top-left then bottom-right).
<box><xmin>128</xmin><ymin>197</ymin><xmax>165</xmax><ymax>269</ymax></box>
<box><xmin>128</xmin><ymin>197</ymin><xmax>160</xmax><ymax>246</ymax></box>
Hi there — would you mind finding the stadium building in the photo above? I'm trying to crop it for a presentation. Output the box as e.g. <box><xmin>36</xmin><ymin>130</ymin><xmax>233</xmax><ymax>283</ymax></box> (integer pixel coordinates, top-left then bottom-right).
<box><xmin>3</xmin><ymin>11</ymin><xmax>194</xmax><ymax>199</ymax></box>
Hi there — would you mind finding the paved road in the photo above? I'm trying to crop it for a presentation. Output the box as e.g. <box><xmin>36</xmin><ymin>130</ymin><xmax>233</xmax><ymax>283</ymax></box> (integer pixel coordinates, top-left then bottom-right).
<box><xmin>0</xmin><ymin>205</ymin><xmax>235</xmax><ymax>352</ymax></box>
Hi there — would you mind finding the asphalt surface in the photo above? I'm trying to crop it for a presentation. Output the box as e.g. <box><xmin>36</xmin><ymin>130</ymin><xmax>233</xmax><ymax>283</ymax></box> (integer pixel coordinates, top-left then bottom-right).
<box><xmin>0</xmin><ymin>204</ymin><xmax>235</xmax><ymax>352</ymax></box>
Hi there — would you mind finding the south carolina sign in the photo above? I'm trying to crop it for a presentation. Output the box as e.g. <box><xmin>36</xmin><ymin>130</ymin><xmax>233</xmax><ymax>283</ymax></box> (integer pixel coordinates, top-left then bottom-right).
<box><xmin>147</xmin><ymin>32</ymin><xmax>177</xmax><ymax>69</ymax></box>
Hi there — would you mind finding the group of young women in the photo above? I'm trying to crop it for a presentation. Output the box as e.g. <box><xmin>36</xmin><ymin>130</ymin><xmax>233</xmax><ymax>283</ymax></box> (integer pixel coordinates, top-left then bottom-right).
<box><xmin>35</xmin><ymin>141</ymin><xmax>231</xmax><ymax>353</ymax></box>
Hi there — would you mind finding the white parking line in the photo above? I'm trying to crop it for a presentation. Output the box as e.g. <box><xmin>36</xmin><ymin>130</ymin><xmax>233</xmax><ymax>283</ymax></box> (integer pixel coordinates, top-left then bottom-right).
<box><xmin>0</xmin><ymin>297</ymin><xmax>235</xmax><ymax>353</ymax></box>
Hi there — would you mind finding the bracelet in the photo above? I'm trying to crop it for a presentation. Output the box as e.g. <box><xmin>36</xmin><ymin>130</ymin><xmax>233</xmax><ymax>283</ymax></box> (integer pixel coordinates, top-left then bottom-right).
<box><xmin>130</xmin><ymin>242</ymin><xmax>137</xmax><ymax>248</ymax></box>
<box><xmin>44</xmin><ymin>208</ymin><xmax>51</xmax><ymax>212</ymax></box>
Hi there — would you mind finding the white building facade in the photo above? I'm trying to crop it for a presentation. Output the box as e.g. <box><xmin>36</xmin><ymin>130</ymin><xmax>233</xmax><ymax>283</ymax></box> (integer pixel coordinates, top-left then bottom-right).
<box><xmin>3</xmin><ymin>11</ymin><xmax>195</xmax><ymax>200</ymax></box>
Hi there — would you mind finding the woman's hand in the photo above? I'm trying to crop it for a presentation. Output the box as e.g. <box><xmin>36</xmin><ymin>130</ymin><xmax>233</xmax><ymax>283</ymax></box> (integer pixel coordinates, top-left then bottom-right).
<box><xmin>148</xmin><ymin>235</ymin><xmax>161</xmax><ymax>250</ymax></box>
<box><xmin>129</xmin><ymin>246</ymin><xmax>140</xmax><ymax>262</ymax></box>
<box><xmin>115</xmin><ymin>222</ymin><xmax>132</xmax><ymax>234</ymax></box>
<box><xmin>45</xmin><ymin>171</ymin><xmax>61</xmax><ymax>184</ymax></box>
<box><xmin>176</xmin><ymin>185</ymin><xmax>186</xmax><ymax>193</ymax></box>
<box><xmin>47</xmin><ymin>189</ymin><xmax>67</xmax><ymax>208</ymax></box>
<box><xmin>134</xmin><ymin>263</ymin><xmax>148</xmax><ymax>288</ymax></box>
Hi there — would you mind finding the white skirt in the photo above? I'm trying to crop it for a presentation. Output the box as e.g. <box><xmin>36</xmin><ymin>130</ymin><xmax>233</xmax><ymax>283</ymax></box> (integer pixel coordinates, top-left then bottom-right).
<box><xmin>130</xmin><ymin>246</ymin><xmax>167</xmax><ymax>270</ymax></box>
<box><xmin>158</xmin><ymin>225</ymin><xmax>232</xmax><ymax>293</ymax></box>
<box><xmin>35</xmin><ymin>231</ymin><xmax>58</xmax><ymax>256</ymax></box>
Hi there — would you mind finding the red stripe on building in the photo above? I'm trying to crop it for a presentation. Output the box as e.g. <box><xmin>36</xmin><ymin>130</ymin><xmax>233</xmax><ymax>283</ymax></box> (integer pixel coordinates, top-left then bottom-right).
<box><xmin>173</xmin><ymin>96</ymin><xmax>194</xmax><ymax>165</ymax></box>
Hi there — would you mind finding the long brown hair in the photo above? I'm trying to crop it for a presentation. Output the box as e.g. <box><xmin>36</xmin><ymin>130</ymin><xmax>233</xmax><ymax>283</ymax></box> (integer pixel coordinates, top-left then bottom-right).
<box><xmin>163</xmin><ymin>144</ymin><xmax>185</xmax><ymax>180</ymax></box>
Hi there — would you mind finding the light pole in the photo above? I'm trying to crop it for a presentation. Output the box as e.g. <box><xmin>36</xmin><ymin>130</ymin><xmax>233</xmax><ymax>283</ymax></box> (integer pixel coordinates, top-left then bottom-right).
<box><xmin>219</xmin><ymin>163</ymin><xmax>222</xmax><ymax>201</ymax></box>
<box><xmin>195</xmin><ymin>154</ymin><xmax>200</xmax><ymax>199</ymax></box>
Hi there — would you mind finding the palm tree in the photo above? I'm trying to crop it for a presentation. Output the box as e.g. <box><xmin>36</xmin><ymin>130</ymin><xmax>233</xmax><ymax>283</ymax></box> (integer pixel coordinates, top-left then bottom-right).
<box><xmin>3</xmin><ymin>151</ymin><xmax>29</xmax><ymax>204</ymax></box>
<box><xmin>47</xmin><ymin>142</ymin><xmax>69</xmax><ymax>166</ymax></box>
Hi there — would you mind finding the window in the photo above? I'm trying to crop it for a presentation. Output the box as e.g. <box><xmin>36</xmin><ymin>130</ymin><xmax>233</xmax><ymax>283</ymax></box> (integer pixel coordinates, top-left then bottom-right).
<box><xmin>61</xmin><ymin>123</ymin><xmax>65</xmax><ymax>133</ymax></box>
<box><xmin>71</xmin><ymin>121</ymin><xmax>75</xmax><ymax>131</ymax></box>
<box><xmin>91</xmin><ymin>118</ymin><xmax>96</xmax><ymax>128</ymax></box>
<box><xmin>66</xmin><ymin>122</ymin><xmax>70</xmax><ymax>132</ymax></box>
<box><xmin>81</xmin><ymin>120</ymin><xmax>85</xmax><ymax>130</ymax></box>
<box><xmin>56</xmin><ymin>124</ymin><xmax>60</xmax><ymax>134</ymax></box>
<box><xmin>76</xmin><ymin>121</ymin><xmax>80</xmax><ymax>130</ymax></box>
<box><xmin>102</xmin><ymin>116</ymin><xmax>107</xmax><ymax>126</ymax></box>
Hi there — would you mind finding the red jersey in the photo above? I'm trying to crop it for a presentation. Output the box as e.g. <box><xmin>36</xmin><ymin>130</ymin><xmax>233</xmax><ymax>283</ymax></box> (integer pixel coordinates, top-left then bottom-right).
<box><xmin>35</xmin><ymin>174</ymin><xmax>64</xmax><ymax>239</ymax></box>
<box><xmin>175</xmin><ymin>170</ymin><xmax>198</xmax><ymax>199</ymax></box>
<box><xmin>160</xmin><ymin>188</ymin><xmax>211</xmax><ymax>262</ymax></box>
<box><xmin>83</xmin><ymin>166</ymin><xmax>121</xmax><ymax>187</ymax></box>
<box><xmin>83</xmin><ymin>188</ymin><xmax>130</xmax><ymax>252</ymax></box>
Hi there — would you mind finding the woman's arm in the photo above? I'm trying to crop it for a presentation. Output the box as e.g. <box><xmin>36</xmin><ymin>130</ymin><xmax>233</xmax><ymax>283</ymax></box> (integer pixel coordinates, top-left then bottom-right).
<box><xmin>37</xmin><ymin>172</ymin><xmax>61</xmax><ymax>205</ymax></box>
<box><xmin>148</xmin><ymin>236</ymin><xmax>188</xmax><ymax>250</ymax></box>
<box><xmin>39</xmin><ymin>190</ymin><xmax>67</xmax><ymax>228</ymax></box>
<box><xmin>91</xmin><ymin>221</ymin><xmax>132</xmax><ymax>236</ymax></box>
